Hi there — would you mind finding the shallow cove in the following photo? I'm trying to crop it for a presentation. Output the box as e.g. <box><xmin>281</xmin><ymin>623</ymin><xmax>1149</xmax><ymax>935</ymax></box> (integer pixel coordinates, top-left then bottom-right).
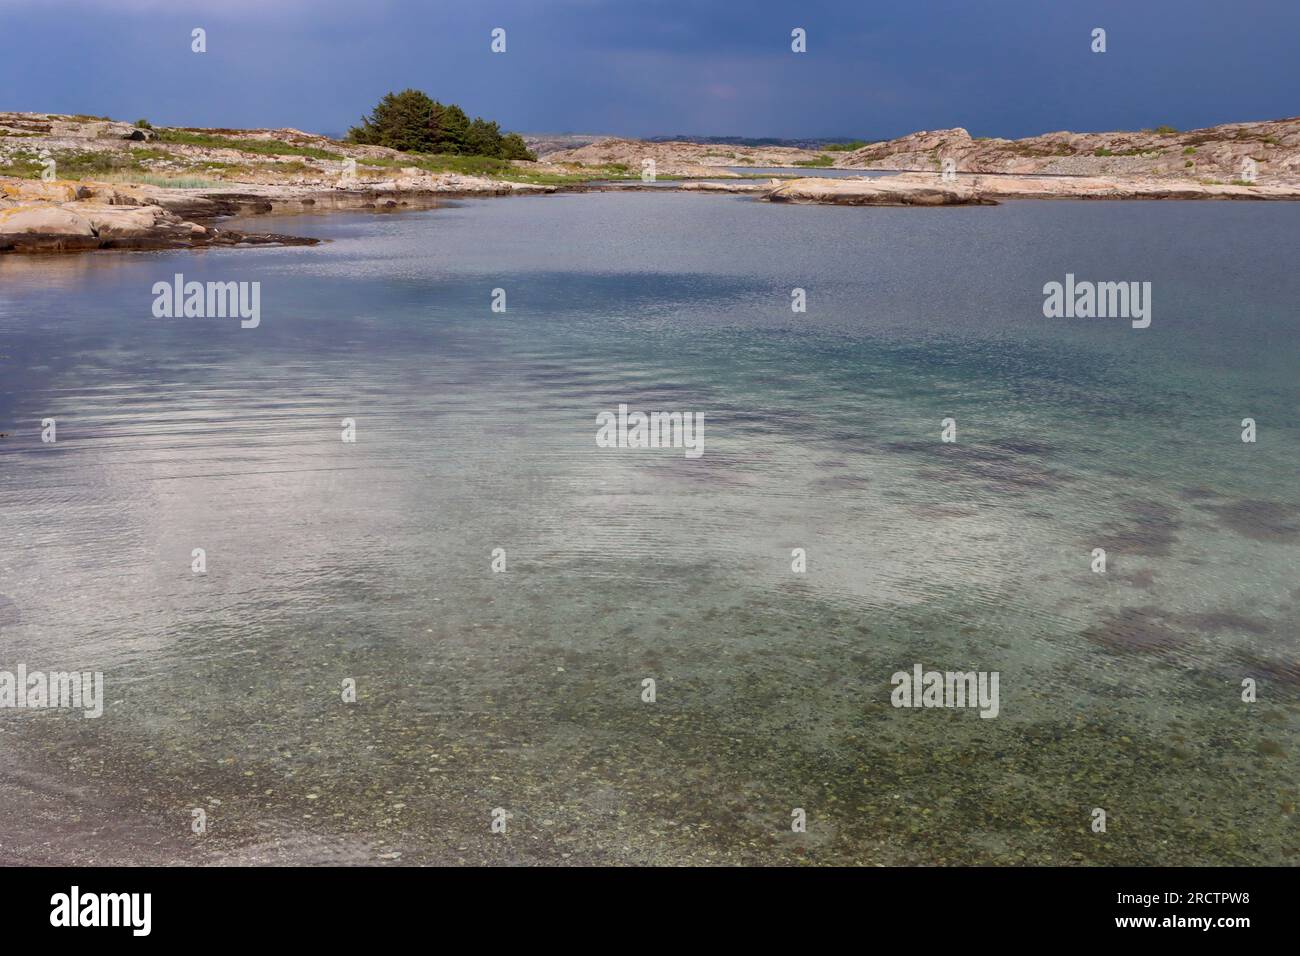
<box><xmin>0</xmin><ymin>191</ymin><xmax>1296</xmax><ymax>864</ymax></box>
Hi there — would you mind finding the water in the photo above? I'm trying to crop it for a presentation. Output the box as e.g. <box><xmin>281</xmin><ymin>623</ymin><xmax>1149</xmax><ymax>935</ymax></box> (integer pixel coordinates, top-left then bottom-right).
<box><xmin>0</xmin><ymin>192</ymin><xmax>1296</xmax><ymax>865</ymax></box>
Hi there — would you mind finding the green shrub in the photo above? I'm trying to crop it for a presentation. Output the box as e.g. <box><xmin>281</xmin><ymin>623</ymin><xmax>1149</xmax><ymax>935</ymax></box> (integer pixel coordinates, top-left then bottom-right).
<box><xmin>347</xmin><ymin>89</ymin><xmax>535</xmax><ymax>160</ymax></box>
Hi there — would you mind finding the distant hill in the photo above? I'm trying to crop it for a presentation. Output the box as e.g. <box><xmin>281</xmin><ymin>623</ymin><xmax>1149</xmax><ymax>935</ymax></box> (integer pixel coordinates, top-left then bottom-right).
<box><xmin>835</xmin><ymin>118</ymin><xmax>1300</xmax><ymax>180</ymax></box>
<box><xmin>525</xmin><ymin>133</ymin><xmax>873</xmax><ymax>157</ymax></box>
<box><xmin>643</xmin><ymin>134</ymin><xmax>871</xmax><ymax>150</ymax></box>
<box><xmin>543</xmin><ymin>118</ymin><xmax>1300</xmax><ymax>182</ymax></box>
<box><xmin>522</xmin><ymin>133</ymin><xmax>608</xmax><ymax>157</ymax></box>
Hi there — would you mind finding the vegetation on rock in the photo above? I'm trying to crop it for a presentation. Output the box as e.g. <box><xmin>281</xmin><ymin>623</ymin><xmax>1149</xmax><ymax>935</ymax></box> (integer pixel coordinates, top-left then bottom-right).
<box><xmin>347</xmin><ymin>89</ymin><xmax>535</xmax><ymax>161</ymax></box>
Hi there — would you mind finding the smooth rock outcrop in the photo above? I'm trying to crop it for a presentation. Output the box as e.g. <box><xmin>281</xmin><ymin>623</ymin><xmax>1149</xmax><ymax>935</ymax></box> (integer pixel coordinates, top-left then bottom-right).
<box><xmin>0</xmin><ymin>176</ymin><xmax>321</xmax><ymax>253</ymax></box>
<box><xmin>0</xmin><ymin>204</ymin><xmax>95</xmax><ymax>234</ymax></box>
<box><xmin>765</xmin><ymin>175</ymin><xmax>996</xmax><ymax>206</ymax></box>
<box><xmin>1</xmin><ymin>179</ymin><xmax>88</xmax><ymax>203</ymax></box>
<box><xmin>61</xmin><ymin>201</ymin><xmax>189</xmax><ymax>241</ymax></box>
<box><xmin>678</xmin><ymin>181</ymin><xmax>770</xmax><ymax>193</ymax></box>
<box><xmin>964</xmin><ymin>173</ymin><xmax>1300</xmax><ymax>200</ymax></box>
<box><xmin>751</xmin><ymin>171</ymin><xmax>1300</xmax><ymax>205</ymax></box>
<box><xmin>0</xmin><ymin>204</ymin><xmax>99</xmax><ymax>251</ymax></box>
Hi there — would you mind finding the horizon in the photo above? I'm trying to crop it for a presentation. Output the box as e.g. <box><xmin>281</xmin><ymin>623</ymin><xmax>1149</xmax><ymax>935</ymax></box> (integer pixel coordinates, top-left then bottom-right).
<box><xmin>2</xmin><ymin>0</ymin><xmax>1297</xmax><ymax>141</ymax></box>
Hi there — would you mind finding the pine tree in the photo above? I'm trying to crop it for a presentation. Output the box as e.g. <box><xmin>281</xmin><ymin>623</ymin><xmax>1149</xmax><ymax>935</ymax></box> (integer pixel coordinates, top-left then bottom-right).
<box><xmin>466</xmin><ymin>118</ymin><xmax>504</xmax><ymax>158</ymax></box>
<box><xmin>432</xmin><ymin>103</ymin><xmax>471</xmax><ymax>154</ymax></box>
<box><xmin>500</xmin><ymin>133</ymin><xmax>536</xmax><ymax>161</ymax></box>
<box><xmin>348</xmin><ymin>90</ymin><xmax>532</xmax><ymax>159</ymax></box>
<box><xmin>347</xmin><ymin>89</ymin><xmax>436</xmax><ymax>152</ymax></box>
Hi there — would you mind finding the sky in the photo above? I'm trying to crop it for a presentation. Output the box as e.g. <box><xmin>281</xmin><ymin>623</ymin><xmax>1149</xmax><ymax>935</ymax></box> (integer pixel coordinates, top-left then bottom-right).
<box><xmin>1</xmin><ymin>0</ymin><xmax>1296</xmax><ymax>141</ymax></box>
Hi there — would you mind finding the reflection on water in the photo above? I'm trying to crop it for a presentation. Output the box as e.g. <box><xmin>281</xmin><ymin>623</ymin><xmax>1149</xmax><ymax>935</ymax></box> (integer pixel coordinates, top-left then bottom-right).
<box><xmin>0</xmin><ymin>194</ymin><xmax>1297</xmax><ymax>864</ymax></box>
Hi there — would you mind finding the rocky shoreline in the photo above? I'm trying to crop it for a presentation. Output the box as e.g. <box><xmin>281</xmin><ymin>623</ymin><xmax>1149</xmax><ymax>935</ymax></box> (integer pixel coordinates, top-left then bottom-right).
<box><xmin>4</xmin><ymin>111</ymin><xmax>1300</xmax><ymax>254</ymax></box>
<box><xmin>756</xmin><ymin>171</ymin><xmax>1300</xmax><ymax>205</ymax></box>
<box><xmin>7</xmin><ymin>168</ymin><xmax>1300</xmax><ymax>254</ymax></box>
<box><xmin>0</xmin><ymin>174</ymin><xmax>561</xmax><ymax>254</ymax></box>
<box><xmin>0</xmin><ymin>179</ymin><xmax>322</xmax><ymax>253</ymax></box>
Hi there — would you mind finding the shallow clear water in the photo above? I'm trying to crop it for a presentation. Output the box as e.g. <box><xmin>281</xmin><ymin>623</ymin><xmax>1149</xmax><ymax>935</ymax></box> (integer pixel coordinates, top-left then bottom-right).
<box><xmin>0</xmin><ymin>192</ymin><xmax>1296</xmax><ymax>864</ymax></box>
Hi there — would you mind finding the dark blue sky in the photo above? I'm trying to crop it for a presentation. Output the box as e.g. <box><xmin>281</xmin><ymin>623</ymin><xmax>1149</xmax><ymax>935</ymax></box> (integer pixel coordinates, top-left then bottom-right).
<box><xmin>2</xmin><ymin>0</ymin><xmax>1296</xmax><ymax>139</ymax></box>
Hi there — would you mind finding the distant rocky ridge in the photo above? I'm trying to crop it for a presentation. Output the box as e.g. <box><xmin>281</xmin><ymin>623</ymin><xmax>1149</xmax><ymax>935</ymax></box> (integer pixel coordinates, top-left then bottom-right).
<box><xmin>836</xmin><ymin>118</ymin><xmax>1300</xmax><ymax>181</ymax></box>
<box><xmin>523</xmin><ymin>132</ymin><xmax>855</xmax><ymax>158</ymax></box>
<box><xmin>551</xmin><ymin>117</ymin><xmax>1300</xmax><ymax>183</ymax></box>
<box><xmin>522</xmin><ymin>133</ymin><xmax>604</xmax><ymax>157</ymax></box>
<box><xmin>543</xmin><ymin>138</ymin><xmax>823</xmax><ymax>174</ymax></box>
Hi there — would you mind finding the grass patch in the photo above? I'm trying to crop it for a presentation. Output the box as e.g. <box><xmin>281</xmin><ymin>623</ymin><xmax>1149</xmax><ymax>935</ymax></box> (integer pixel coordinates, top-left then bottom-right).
<box><xmin>1008</xmin><ymin>143</ymin><xmax>1075</xmax><ymax>157</ymax></box>
<box><xmin>794</xmin><ymin>154</ymin><xmax>835</xmax><ymax>167</ymax></box>
<box><xmin>98</xmin><ymin>173</ymin><xmax>226</xmax><ymax>189</ymax></box>
<box><xmin>502</xmin><ymin>163</ymin><xmax>649</xmax><ymax>185</ymax></box>
<box><xmin>129</xmin><ymin>147</ymin><xmax>172</xmax><ymax>162</ymax></box>
<box><xmin>156</xmin><ymin>129</ymin><xmax>343</xmax><ymax>161</ymax></box>
<box><xmin>1094</xmin><ymin>147</ymin><xmax>1159</xmax><ymax>158</ymax></box>
<box><xmin>0</xmin><ymin>156</ymin><xmax>44</xmax><ymax>178</ymax></box>
<box><xmin>822</xmin><ymin>140</ymin><xmax>871</xmax><ymax>151</ymax></box>
<box><xmin>51</xmin><ymin>150</ymin><xmax>145</xmax><ymax>176</ymax></box>
<box><xmin>354</xmin><ymin>151</ymin><xmax>634</xmax><ymax>184</ymax></box>
<box><xmin>256</xmin><ymin>160</ymin><xmax>314</xmax><ymax>174</ymax></box>
<box><xmin>357</xmin><ymin>152</ymin><xmax>513</xmax><ymax>176</ymax></box>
